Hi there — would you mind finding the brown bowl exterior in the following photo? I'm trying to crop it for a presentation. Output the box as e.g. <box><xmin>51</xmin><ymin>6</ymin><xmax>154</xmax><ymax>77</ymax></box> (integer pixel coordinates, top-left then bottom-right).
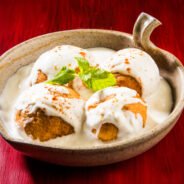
<box><xmin>0</xmin><ymin>28</ymin><xmax>184</xmax><ymax>166</ymax></box>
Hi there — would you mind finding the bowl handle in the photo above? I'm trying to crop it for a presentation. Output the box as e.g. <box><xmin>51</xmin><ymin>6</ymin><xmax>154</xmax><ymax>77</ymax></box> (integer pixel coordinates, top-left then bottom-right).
<box><xmin>133</xmin><ymin>12</ymin><xmax>181</xmax><ymax>71</ymax></box>
<box><xmin>133</xmin><ymin>12</ymin><xmax>161</xmax><ymax>51</ymax></box>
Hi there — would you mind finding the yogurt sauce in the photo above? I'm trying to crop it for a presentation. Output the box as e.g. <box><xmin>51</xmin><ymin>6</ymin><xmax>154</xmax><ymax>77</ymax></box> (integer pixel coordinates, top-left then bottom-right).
<box><xmin>0</xmin><ymin>47</ymin><xmax>173</xmax><ymax>148</ymax></box>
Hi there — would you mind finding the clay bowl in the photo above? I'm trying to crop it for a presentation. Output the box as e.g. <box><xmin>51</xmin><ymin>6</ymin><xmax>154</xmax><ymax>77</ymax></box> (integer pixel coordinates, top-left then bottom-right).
<box><xmin>0</xmin><ymin>13</ymin><xmax>184</xmax><ymax>166</ymax></box>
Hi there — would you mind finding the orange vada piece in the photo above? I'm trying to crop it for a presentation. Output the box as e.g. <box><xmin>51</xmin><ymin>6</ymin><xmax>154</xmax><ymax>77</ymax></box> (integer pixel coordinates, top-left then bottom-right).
<box><xmin>97</xmin><ymin>123</ymin><xmax>118</xmax><ymax>142</ymax></box>
<box><xmin>114</xmin><ymin>73</ymin><xmax>142</xmax><ymax>96</ymax></box>
<box><xmin>35</xmin><ymin>70</ymin><xmax>48</xmax><ymax>84</ymax></box>
<box><xmin>16</xmin><ymin>108</ymin><xmax>74</xmax><ymax>142</ymax></box>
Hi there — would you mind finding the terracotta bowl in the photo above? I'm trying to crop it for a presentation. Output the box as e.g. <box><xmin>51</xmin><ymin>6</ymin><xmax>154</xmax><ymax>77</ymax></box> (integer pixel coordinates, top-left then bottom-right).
<box><xmin>0</xmin><ymin>13</ymin><xmax>184</xmax><ymax>166</ymax></box>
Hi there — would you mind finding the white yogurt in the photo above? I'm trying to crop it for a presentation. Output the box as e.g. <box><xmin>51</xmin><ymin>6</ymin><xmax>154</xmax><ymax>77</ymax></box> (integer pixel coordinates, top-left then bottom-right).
<box><xmin>85</xmin><ymin>87</ymin><xmax>146</xmax><ymax>140</ymax></box>
<box><xmin>29</xmin><ymin>45</ymin><xmax>94</xmax><ymax>85</ymax></box>
<box><xmin>145</xmin><ymin>78</ymin><xmax>173</xmax><ymax>123</ymax></box>
<box><xmin>14</xmin><ymin>83</ymin><xmax>85</xmax><ymax>133</ymax></box>
<box><xmin>87</xmin><ymin>47</ymin><xmax>115</xmax><ymax>68</ymax></box>
<box><xmin>0</xmin><ymin>64</ymin><xmax>33</xmax><ymax>139</ymax></box>
<box><xmin>105</xmin><ymin>48</ymin><xmax>160</xmax><ymax>97</ymax></box>
<box><xmin>0</xmin><ymin>47</ymin><xmax>173</xmax><ymax>148</ymax></box>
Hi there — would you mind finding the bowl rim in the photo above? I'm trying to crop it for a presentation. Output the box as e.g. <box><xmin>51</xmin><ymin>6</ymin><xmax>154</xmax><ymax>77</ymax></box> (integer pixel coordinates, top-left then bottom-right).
<box><xmin>0</xmin><ymin>28</ymin><xmax>184</xmax><ymax>152</ymax></box>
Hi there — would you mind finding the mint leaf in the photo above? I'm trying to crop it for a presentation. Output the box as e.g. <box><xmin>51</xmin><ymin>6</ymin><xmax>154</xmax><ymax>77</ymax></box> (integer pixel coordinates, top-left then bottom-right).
<box><xmin>75</xmin><ymin>57</ymin><xmax>116</xmax><ymax>91</ymax></box>
<box><xmin>45</xmin><ymin>66</ymin><xmax>75</xmax><ymax>85</ymax></box>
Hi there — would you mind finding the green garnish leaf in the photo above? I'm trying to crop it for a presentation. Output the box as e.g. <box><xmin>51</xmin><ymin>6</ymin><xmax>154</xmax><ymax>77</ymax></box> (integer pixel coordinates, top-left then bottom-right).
<box><xmin>90</xmin><ymin>72</ymin><xmax>117</xmax><ymax>91</ymax></box>
<box><xmin>75</xmin><ymin>57</ymin><xmax>116</xmax><ymax>91</ymax></box>
<box><xmin>46</xmin><ymin>57</ymin><xmax>116</xmax><ymax>91</ymax></box>
<box><xmin>45</xmin><ymin>66</ymin><xmax>75</xmax><ymax>85</ymax></box>
<box><xmin>75</xmin><ymin>57</ymin><xmax>90</xmax><ymax>73</ymax></box>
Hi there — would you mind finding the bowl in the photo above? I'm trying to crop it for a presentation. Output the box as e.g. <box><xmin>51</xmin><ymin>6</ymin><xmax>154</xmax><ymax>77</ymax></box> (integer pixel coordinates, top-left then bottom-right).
<box><xmin>0</xmin><ymin>13</ymin><xmax>184</xmax><ymax>166</ymax></box>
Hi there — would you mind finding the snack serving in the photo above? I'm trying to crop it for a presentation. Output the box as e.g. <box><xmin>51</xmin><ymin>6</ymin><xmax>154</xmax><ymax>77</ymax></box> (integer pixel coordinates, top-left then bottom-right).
<box><xmin>0</xmin><ymin>45</ymin><xmax>173</xmax><ymax>145</ymax></box>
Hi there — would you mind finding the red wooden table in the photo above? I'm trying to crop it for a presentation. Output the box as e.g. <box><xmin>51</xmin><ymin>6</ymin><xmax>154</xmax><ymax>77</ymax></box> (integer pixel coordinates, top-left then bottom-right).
<box><xmin>0</xmin><ymin>0</ymin><xmax>184</xmax><ymax>183</ymax></box>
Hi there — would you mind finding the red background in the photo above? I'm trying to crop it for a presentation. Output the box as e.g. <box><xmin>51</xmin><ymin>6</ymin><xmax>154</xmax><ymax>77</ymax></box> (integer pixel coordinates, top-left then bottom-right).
<box><xmin>0</xmin><ymin>0</ymin><xmax>184</xmax><ymax>183</ymax></box>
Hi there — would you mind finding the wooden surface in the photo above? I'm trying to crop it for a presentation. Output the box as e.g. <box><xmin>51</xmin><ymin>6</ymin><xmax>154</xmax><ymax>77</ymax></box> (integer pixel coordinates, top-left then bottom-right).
<box><xmin>0</xmin><ymin>0</ymin><xmax>184</xmax><ymax>183</ymax></box>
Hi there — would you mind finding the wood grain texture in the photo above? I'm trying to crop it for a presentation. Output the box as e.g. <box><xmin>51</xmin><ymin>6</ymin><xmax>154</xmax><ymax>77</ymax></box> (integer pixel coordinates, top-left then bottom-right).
<box><xmin>0</xmin><ymin>0</ymin><xmax>184</xmax><ymax>183</ymax></box>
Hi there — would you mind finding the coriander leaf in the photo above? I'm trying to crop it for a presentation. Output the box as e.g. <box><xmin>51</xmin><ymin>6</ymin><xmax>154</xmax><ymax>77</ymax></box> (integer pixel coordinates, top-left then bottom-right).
<box><xmin>45</xmin><ymin>66</ymin><xmax>75</xmax><ymax>85</ymax></box>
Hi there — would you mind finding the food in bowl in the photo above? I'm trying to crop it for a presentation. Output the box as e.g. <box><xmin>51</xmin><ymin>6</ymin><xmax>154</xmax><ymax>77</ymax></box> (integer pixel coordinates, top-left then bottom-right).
<box><xmin>15</xmin><ymin>83</ymin><xmax>85</xmax><ymax>141</ymax></box>
<box><xmin>104</xmin><ymin>48</ymin><xmax>160</xmax><ymax>97</ymax></box>
<box><xmin>84</xmin><ymin>86</ymin><xmax>147</xmax><ymax>141</ymax></box>
<box><xmin>0</xmin><ymin>45</ymin><xmax>173</xmax><ymax>146</ymax></box>
<box><xmin>29</xmin><ymin>45</ymin><xmax>94</xmax><ymax>85</ymax></box>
